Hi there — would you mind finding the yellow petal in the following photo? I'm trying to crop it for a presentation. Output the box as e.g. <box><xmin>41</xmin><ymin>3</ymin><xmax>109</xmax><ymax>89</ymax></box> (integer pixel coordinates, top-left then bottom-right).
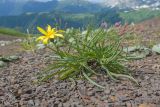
<box><xmin>58</xmin><ymin>30</ymin><xmax>65</xmax><ymax>33</ymax></box>
<box><xmin>42</xmin><ymin>38</ymin><xmax>49</xmax><ymax>44</ymax></box>
<box><xmin>37</xmin><ymin>27</ymin><xmax>47</xmax><ymax>35</ymax></box>
<box><xmin>49</xmin><ymin>35</ymin><xmax>55</xmax><ymax>39</ymax></box>
<box><xmin>55</xmin><ymin>34</ymin><xmax>64</xmax><ymax>38</ymax></box>
<box><xmin>47</xmin><ymin>25</ymin><xmax>52</xmax><ymax>33</ymax></box>
<box><xmin>52</xmin><ymin>28</ymin><xmax>56</xmax><ymax>31</ymax></box>
<box><xmin>36</xmin><ymin>36</ymin><xmax>46</xmax><ymax>41</ymax></box>
<box><xmin>51</xmin><ymin>28</ymin><xmax>56</xmax><ymax>33</ymax></box>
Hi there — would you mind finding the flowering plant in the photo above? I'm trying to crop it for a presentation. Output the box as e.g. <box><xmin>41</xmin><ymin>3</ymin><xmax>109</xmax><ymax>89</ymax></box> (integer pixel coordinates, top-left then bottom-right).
<box><xmin>36</xmin><ymin>25</ymin><xmax>137</xmax><ymax>88</ymax></box>
<box><xmin>36</xmin><ymin>25</ymin><xmax>64</xmax><ymax>44</ymax></box>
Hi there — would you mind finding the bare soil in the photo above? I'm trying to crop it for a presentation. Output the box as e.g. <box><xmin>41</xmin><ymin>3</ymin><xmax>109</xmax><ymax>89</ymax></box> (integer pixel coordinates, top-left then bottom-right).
<box><xmin>0</xmin><ymin>34</ymin><xmax>20</xmax><ymax>41</ymax></box>
<box><xmin>0</xmin><ymin>35</ymin><xmax>23</xmax><ymax>56</ymax></box>
<box><xmin>0</xmin><ymin>50</ymin><xmax>160</xmax><ymax>107</ymax></box>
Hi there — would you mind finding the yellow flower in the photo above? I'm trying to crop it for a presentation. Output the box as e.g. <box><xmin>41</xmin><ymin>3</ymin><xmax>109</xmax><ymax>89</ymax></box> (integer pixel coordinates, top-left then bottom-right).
<box><xmin>36</xmin><ymin>25</ymin><xmax>64</xmax><ymax>44</ymax></box>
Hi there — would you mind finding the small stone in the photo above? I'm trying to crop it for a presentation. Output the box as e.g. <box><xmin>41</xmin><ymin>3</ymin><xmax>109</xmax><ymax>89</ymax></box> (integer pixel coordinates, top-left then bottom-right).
<box><xmin>108</xmin><ymin>96</ymin><xmax>117</xmax><ymax>103</ymax></box>
<box><xmin>144</xmin><ymin>75</ymin><xmax>150</xmax><ymax>80</ymax></box>
<box><xmin>77</xmin><ymin>80</ymin><xmax>84</xmax><ymax>84</ymax></box>
<box><xmin>61</xmin><ymin>96</ymin><xmax>68</xmax><ymax>103</ymax></box>
<box><xmin>74</xmin><ymin>93</ymin><xmax>79</xmax><ymax>98</ymax></box>
<box><xmin>63</xmin><ymin>102</ymin><xmax>71</xmax><ymax>107</ymax></box>
<box><xmin>0</xmin><ymin>90</ymin><xmax>4</xmax><ymax>96</ymax></box>
<box><xmin>1</xmin><ymin>43</ymin><xmax>5</xmax><ymax>46</ymax></box>
<box><xmin>155</xmin><ymin>92</ymin><xmax>160</xmax><ymax>96</ymax></box>
<box><xmin>139</xmin><ymin>103</ymin><xmax>156</xmax><ymax>107</ymax></box>
<box><xmin>21</xmin><ymin>94</ymin><xmax>32</xmax><ymax>101</ymax></box>
<box><xmin>25</xmin><ymin>89</ymin><xmax>32</xmax><ymax>94</ymax></box>
<box><xmin>59</xmin><ymin>83</ymin><xmax>67</xmax><ymax>89</ymax></box>
<box><xmin>15</xmin><ymin>39</ymin><xmax>22</xmax><ymax>42</ymax></box>
<box><xmin>54</xmin><ymin>91</ymin><xmax>61</xmax><ymax>97</ymax></box>
<box><xmin>126</xmin><ymin>102</ymin><xmax>132</xmax><ymax>107</ymax></box>
<box><xmin>40</xmin><ymin>99</ymin><xmax>48</xmax><ymax>107</ymax></box>
<box><xmin>100</xmin><ymin>96</ymin><xmax>107</xmax><ymax>101</ymax></box>
<box><xmin>71</xmin><ymin>102</ymin><xmax>81</xmax><ymax>107</ymax></box>
<box><xmin>42</xmin><ymin>88</ymin><xmax>47</xmax><ymax>92</ymax></box>
<box><xmin>88</xmin><ymin>91</ymin><xmax>95</xmax><ymax>96</ymax></box>
<box><xmin>58</xmin><ymin>103</ymin><xmax>63</xmax><ymax>107</ymax></box>
<box><xmin>36</xmin><ymin>44</ymin><xmax>45</xmax><ymax>49</ymax></box>
<box><xmin>53</xmin><ymin>103</ymin><xmax>58</xmax><ymax>107</ymax></box>
<box><xmin>18</xmin><ymin>89</ymin><xmax>23</xmax><ymax>95</ymax></box>
<box><xmin>95</xmin><ymin>88</ymin><xmax>104</xmax><ymax>92</ymax></box>
<box><xmin>4</xmin><ymin>102</ymin><xmax>11</xmax><ymax>106</ymax></box>
<box><xmin>119</xmin><ymin>96</ymin><xmax>130</xmax><ymax>102</ymax></box>
<box><xmin>0</xmin><ymin>61</ymin><xmax>6</xmax><ymax>67</ymax></box>
<box><xmin>105</xmin><ymin>89</ymin><xmax>110</xmax><ymax>94</ymax></box>
<box><xmin>19</xmin><ymin>100</ymin><xmax>28</xmax><ymax>106</ymax></box>
<box><xmin>36</xmin><ymin>86</ymin><xmax>42</xmax><ymax>93</ymax></box>
<box><xmin>88</xmin><ymin>84</ymin><xmax>94</xmax><ymax>88</ymax></box>
<box><xmin>34</xmin><ymin>99</ymin><xmax>40</xmax><ymax>106</ymax></box>
<box><xmin>28</xmin><ymin>100</ymin><xmax>35</xmax><ymax>106</ymax></box>
<box><xmin>9</xmin><ymin>55</ymin><xmax>19</xmax><ymax>61</ymax></box>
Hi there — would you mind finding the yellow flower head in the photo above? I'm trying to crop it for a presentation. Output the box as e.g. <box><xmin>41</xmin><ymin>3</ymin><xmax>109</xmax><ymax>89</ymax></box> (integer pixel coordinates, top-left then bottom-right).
<box><xmin>36</xmin><ymin>25</ymin><xmax>64</xmax><ymax>44</ymax></box>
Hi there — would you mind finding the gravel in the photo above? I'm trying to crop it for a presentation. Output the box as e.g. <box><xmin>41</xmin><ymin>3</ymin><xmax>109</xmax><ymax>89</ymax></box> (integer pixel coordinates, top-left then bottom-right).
<box><xmin>0</xmin><ymin>51</ymin><xmax>160</xmax><ymax>107</ymax></box>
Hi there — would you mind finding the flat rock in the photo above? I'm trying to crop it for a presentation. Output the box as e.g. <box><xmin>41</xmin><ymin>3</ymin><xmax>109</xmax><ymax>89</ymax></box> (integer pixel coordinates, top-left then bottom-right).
<box><xmin>0</xmin><ymin>61</ymin><xmax>6</xmax><ymax>67</ymax></box>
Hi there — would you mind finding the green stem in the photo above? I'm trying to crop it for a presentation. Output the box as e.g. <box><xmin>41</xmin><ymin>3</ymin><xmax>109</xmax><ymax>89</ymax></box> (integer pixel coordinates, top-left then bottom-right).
<box><xmin>82</xmin><ymin>70</ymin><xmax>105</xmax><ymax>89</ymax></box>
<box><xmin>110</xmin><ymin>72</ymin><xmax>139</xmax><ymax>85</ymax></box>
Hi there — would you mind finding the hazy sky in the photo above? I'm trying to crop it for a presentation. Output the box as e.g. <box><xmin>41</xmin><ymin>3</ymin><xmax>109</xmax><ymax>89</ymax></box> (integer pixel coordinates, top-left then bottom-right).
<box><xmin>34</xmin><ymin>0</ymin><xmax>103</xmax><ymax>2</ymax></box>
<box><xmin>35</xmin><ymin>0</ymin><xmax>51</xmax><ymax>2</ymax></box>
